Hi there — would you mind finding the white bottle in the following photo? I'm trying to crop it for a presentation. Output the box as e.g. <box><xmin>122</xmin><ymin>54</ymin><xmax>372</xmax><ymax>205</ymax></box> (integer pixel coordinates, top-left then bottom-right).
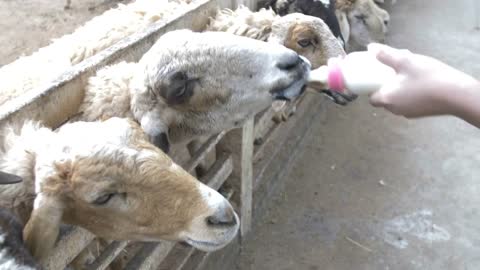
<box><xmin>308</xmin><ymin>51</ymin><xmax>396</xmax><ymax>95</ymax></box>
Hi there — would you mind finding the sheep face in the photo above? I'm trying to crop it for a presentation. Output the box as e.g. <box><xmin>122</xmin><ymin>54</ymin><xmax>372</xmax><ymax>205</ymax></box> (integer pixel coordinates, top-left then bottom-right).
<box><xmin>268</xmin><ymin>14</ymin><xmax>357</xmax><ymax>105</ymax></box>
<box><xmin>22</xmin><ymin>118</ymin><xmax>238</xmax><ymax>260</ymax></box>
<box><xmin>130</xmin><ymin>30</ymin><xmax>310</xmax><ymax>148</ymax></box>
<box><xmin>269</xmin><ymin>13</ymin><xmax>346</xmax><ymax>69</ymax></box>
<box><xmin>207</xmin><ymin>7</ymin><xmax>356</xmax><ymax>106</ymax></box>
<box><xmin>339</xmin><ymin>0</ymin><xmax>389</xmax><ymax>50</ymax></box>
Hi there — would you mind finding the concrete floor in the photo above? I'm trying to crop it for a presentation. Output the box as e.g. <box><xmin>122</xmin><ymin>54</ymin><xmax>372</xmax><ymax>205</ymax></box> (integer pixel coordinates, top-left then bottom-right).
<box><xmin>236</xmin><ymin>0</ymin><xmax>480</xmax><ymax>269</ymax></box>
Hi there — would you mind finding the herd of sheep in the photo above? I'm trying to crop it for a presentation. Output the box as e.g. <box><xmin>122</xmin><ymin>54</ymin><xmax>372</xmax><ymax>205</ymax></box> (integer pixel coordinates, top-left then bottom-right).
<box><xmin>0</xmin><ymin>0</ymin><xmax>394</xmax><ymax>268</ymax></box>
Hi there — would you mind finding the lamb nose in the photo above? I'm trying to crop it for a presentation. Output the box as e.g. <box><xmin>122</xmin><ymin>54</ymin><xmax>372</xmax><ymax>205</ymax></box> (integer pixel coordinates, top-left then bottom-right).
<box><xmin>277</xmin><ymin>54</ymin><xmax>301</xmax><ymax>71</ymax></box>
<box><xmin>206</xmin><ymin>207</ymin><xmax>237</xmax><ymax>227</ymax></box>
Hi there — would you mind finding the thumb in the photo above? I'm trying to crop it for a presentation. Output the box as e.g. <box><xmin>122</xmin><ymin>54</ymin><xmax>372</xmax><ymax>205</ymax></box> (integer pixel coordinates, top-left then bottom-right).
<box><xmin>369</xmin><ymin>89</ymin><xmax>387</xmax><ymax>107</ymax></box>
<box><xmin>368</xmin><ymin>43</ymin><xmax>407</xmax><ymax>72</ymax></box>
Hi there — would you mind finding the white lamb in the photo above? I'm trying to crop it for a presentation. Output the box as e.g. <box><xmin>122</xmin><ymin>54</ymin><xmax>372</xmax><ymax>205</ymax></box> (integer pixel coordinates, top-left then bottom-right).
<box><xmin>73</xmin><ymin>30</ymin><xmax>310</xmax><ymax>152</ymax></box>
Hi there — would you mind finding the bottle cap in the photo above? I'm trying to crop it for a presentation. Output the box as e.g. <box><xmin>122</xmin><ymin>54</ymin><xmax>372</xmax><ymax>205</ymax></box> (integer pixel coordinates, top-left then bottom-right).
<box><xmin>327</xmin><ymin>59</ymin><xmax>345</xmax><ymax>92</ymax></box>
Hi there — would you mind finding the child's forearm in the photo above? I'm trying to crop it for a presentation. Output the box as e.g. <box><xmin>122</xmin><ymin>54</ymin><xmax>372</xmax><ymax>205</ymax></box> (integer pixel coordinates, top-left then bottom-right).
<box><xmin>443</xmin><ymin>80</ymin><xmax>480</xmax><ymax>128</ymax></box>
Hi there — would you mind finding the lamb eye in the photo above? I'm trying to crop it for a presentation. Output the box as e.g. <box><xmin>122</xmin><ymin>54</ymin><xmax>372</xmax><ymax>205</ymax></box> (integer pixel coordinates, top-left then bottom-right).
<box><xmin>175</xmin><ymin>84</ymin><xmax>187</xmax><ymax>97</ymax></box>
<box><xmin>172</xmin><ymin>71</ymin><xmax>187</xmax><ymax>81</ymax></box>
<box><xmin>93</xmin><ymin>193</ymin><xmax>115</xmax><ymax>205</ymax></box>
<box><xmin>297</xmin><ymin>39</ymin><xmax>312</xmax><ymax>48</ymax></box>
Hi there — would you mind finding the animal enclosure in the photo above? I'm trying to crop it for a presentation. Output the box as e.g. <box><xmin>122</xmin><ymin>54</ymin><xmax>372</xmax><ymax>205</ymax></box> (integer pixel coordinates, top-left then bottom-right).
<box><xmin>0</xmin><ymin>0</ymin><xmax>323</xmax><ymax>269</ymax></box>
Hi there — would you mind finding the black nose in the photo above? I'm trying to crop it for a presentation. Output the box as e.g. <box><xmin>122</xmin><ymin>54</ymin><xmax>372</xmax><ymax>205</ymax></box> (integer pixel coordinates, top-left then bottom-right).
<box><xmin>206</xmin><ymin>207</ymin><xmax>237</xmax><ymax>227</ymax></box>
<box><xmin>384</xmin><ymin>20</ymin><xmax>389</xmax><ymax>26</ymax></box>
<box><xmin>277</xmin><ymin>54</ymin><xmax>301</xmax><ymax>71</ymax></box>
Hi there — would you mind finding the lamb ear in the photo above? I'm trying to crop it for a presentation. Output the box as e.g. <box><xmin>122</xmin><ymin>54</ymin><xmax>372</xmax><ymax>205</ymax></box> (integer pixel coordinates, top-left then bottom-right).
<box><xmin>23</xmin><ymin>194</ymin><xmax>63</xmax><ymax>262</ymax></box>
<box><xmin>0</xmin><ymin>171</ymin><xmax>22</xmax><ymax>185</ymax></box>
<box><xmin>152</xmin><ymin>132</ymin><xmax>170</xmax><ymax>153</ymax></box>
<box><xmin>140</xmin><ymin>111</ymin><xmax>171</xmax><ymax>153</ymax></box>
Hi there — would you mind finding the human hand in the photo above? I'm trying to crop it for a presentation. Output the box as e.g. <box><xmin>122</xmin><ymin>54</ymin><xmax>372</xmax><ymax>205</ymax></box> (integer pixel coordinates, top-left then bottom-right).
<box><xmin>368</xmin><ymin>43</ymin><xmax>479</xmax><ymax>118</ymax></box>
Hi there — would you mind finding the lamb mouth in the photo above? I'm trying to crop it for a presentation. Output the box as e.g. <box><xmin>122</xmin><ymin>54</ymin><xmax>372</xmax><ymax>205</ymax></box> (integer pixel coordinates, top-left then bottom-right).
<box><xmin>184</xmin><ymin>238</ymin><xmax>225</xmax><ymax>251</ymax></box>
<box><xmin>320</xmin><ymin>89</ymin><xmax>358</xmax><ymax>106</ymax></box>
<box><xmin>270</xmin><ymin>80</ymin><xmax>307</xmax><ymax>101</ymax></box>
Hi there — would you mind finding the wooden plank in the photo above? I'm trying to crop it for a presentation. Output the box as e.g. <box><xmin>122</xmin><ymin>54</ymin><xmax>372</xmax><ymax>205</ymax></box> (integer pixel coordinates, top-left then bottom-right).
<box><xmin>179</xmin><ymin>249</ymin><xmax>210</xmax><ymax>270</ymax></box>
<box><xmin>201</xmin><ymin>153</ymin><xmax>233</xmax><ymax>190</ymax></box>
<box><xmin>157</xmin><ymin>245</ymin><xmax>196</xmax><ymax>270</ymax></box>
<box><xmin>42</xmin><ymin>226</ymin><xmax>95</xmax><ymax>270</ymax></box>
<box><xmin>184</xmin><ymin>132</ymin><xmax>226</xmax><ymax>173</ymax></box>
<box><xmin>0</xmin><ymin>0</ymin><xmax>234</xmax><ymax>131</ymax></box>
<box><xmin>124</xmin><ymin>242</ymin><xmax>175</xmax><ymax>270</ymax></box>
<box><xmin>253</xmin><ymin>108</ymin><xmax>274</xmax><ymax>140</ymax></box>
<box><xmin>252</xmin><ymin>95</ymin><xmax>307</xmax><ymax>189</ymax></box>
<box><xmin>199</xmin><ymin>94</ymin><xmax>324</xmax><ymax>270</ymax></box>
<box><xmin>85</xmin><ymin>241</ymin><xmax>129</xmax><ymax>270</ymax></box>
<box><xmin>240</xmin><ymin>118</ymin><xmax>254</xmax><ymax>238</ymax></box>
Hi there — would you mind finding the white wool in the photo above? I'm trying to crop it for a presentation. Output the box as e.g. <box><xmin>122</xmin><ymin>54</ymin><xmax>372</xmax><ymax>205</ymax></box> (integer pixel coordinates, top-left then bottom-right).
<box><xmin>0</xmin><ymin>0</ymin><xmax>193</xmax><ymax>106</ymax></box>
<box><xmin>0</xmin><ymin>122</ymin><xmax>51</xmax><ymax>210</ymax></box>
<box><xmin>206</xmin><ymin>5</ymin><xmax>279</xmax><ymax>41</ymax></box>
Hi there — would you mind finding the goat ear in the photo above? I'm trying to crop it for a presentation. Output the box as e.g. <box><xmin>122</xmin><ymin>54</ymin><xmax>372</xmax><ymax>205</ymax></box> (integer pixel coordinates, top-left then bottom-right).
<box><xmin>0</xmin><ymin>171</ymin><xmax>22</xmax><ymax>185</ymax></box>
<box><xmin>23</xmin><ymin>194</ymin><xmax>64</xmax><ymax>262</ymax></box>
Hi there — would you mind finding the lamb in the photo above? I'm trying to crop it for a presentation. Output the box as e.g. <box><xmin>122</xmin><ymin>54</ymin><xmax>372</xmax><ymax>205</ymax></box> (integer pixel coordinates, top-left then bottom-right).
<box><xmin>0</xmin><ymin>0</ymin><xmax>194</xmax><ymax>107</ymax></box>
<box><xmin>263</xmin><ymin>0</ymin><xmax>389</xmax><ymax>51</ymax></box>
<box><xmin>263</xmin><ymin>0</ymin><xmax>346</xmax><ymax>49</ymax></box>
<box><xmin>0</xmin><ymin>117</ymin><xmax>239</xmax><ymax>263</ymax></box>
<box><xmin>74</xmin><ymin>29</ymin><xmax>310</xmax><ymax>153</ymax></box>
<box><xmin>206</xmin><ymin>6</ymin><xmax>357</xmax><ymax>107</ymax></box>
<box><xmin>335</xmin><ymin>0</ymin><xmax>390</xmax><ymax>51</ymax></box>
<box><xmin>0</xmin><ymin>177</ymin><xmax>38</xmax><ymax>270</ymax></box>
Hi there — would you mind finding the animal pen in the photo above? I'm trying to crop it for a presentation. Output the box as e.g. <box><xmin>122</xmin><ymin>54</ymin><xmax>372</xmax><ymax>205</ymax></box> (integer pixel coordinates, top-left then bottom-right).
<box><xmin>0</xmin><ymin>0</ymin><xmax>326</xmax><ymax>269</ymax></box>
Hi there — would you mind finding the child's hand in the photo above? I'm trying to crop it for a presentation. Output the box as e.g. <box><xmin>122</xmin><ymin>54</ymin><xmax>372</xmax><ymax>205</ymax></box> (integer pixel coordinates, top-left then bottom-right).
<box><xmin>368</xmin><ymin>43</ymin><xmax>478</xmax><ymax>118</ymax></box>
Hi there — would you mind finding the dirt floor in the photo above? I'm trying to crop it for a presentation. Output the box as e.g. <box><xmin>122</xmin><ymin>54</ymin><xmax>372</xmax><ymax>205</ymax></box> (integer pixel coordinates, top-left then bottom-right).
<box><xmin>235</xmin><ymin>0</ymin><xmax>480</xmax><ymax>269</ymax></box>
<box><xmin>0</xmin><ymin>0</ymin><xmax>129</xmax><ymax>66</ymax></box>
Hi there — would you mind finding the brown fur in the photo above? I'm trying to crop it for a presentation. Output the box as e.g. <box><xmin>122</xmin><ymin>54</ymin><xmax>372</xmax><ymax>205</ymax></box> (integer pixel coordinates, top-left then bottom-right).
<box><xmin>284</xmin><ymin>23</ymin><xmax>328</xmax><ymax>68</ymax></box>
<box><xmin>1</xmin><ymin>118</ymin><xmax>237</xmax><ymax>262</ymax></box>
<box><xmin>336</xmin><ymin>0</ymin><xmax>357</xmax><ymax>11</ymax></box>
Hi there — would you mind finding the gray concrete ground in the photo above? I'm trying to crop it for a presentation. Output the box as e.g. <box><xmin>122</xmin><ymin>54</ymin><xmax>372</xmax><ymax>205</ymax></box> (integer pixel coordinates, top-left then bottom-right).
<box><xmin>236</xmin><ymin>0</ymin><xmax>480</xmax><ymax>269</ymax></box>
